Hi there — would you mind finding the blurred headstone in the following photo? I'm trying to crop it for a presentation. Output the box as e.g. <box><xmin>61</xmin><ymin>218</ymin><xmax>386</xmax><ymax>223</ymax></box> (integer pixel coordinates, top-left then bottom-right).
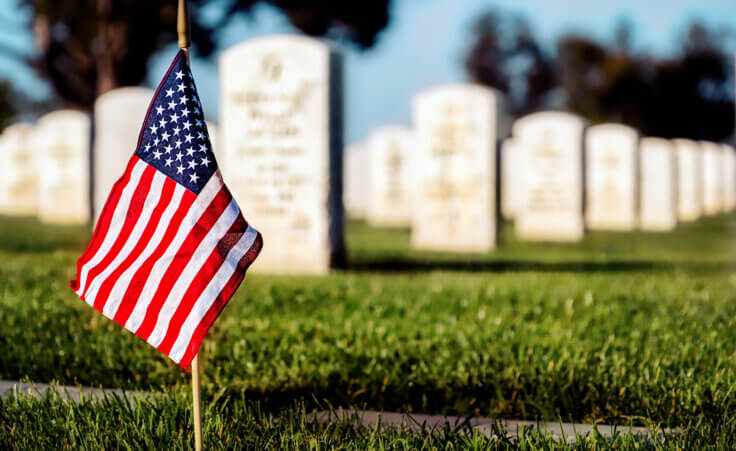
<box><xmin>721</xmin><ymin>144</ymin><xmax>736</xmax><ymax>211</ymax></box>
<box><xmin>639</xmin><ymin>138</ymin><xmax>677</xmax><ymax>231</ymax></box>
<box><xmin>500</xmin><ymin>137</ymin><xmax>522</xmax><ymax>220</ymax></box>
<box><xmin>33</xmin><ymin>110</ymin><xmax>91</xmax><ymax>224</ymax></box>
<box><xmin>0</xmin><ymin>123</ymin><xmax>37</xmax><ymax>216</ymax></box>
<box><xmin>220</xmin><ymin>36</ymin><xmax>344</xmax><ymax>273</ymax></box>
<box><xmin>702</xmin><ymin>141</ymin><xmax>725</xmax><ymax>215</ymax></box>
<box><xmin>513</xmin><ymin>112</ymin><xmax>585</xmax><ymax>241</ymax></box>
<box><xmin>673</xmin><ymin>139</ymin><xmax>703</xmax><ymax>221</ymax></box>
<box><xmin>343</xmin><ymin>141</ymin><xmax>369</xmax><ymax>219</ymax></box>
<box><xmin>411</xmin><ymin>84</ymin><xmax>500</xmax><ymax>252</ymax></box>
<box><xmin>365</xmin><ymin>126</ymin><xmax>413</xmax><ymax>227</ymax></box>
<box><xmin>93</xmin><ymin>87</ymin><xmax>155</xmax><ymax>219</ymax></box>
<box><xmin>585</xmin><ymin>124</ymin><xmax>638</xmax><ymax>230</ymax></box>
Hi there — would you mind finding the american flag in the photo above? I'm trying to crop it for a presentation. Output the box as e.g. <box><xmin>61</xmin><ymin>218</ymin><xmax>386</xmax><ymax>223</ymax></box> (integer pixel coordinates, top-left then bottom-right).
<box><xmin>71</xmin><ymin>50</ymin><xmax>262</xmax><ymax>369</ymax></box>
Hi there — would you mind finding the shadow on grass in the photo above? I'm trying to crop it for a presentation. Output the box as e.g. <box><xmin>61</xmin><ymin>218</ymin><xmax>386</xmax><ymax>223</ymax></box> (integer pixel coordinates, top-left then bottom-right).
<box><xmin>344</xmin><ymin>256</ymin><xmax>735</xmax><ymax>273</ymax></box>
<box><xmin>0</xmin><ymin>215</ymin><xmax>90</xmax><ymax>253</ymax></box>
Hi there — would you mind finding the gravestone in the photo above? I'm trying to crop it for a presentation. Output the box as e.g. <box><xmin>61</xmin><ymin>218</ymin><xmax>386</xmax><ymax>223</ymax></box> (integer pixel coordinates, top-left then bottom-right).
<box><xmin>585</xmin><ymin>123</ymin><xmax>638</xmax><ymax>230</ymax></box>
<box><xmin>93</xmin><ymin>87</ymin><xmax>155</xmax><ymax>219</ymax></box>
<box><xmin>673</xmin><ymin>139</ymin><xmax>703</xmax><ymax>221</ymax></box>
<box><xmin>33</xmin><ymin>110</ymin><xmax>91</xmax><ymax>224</ymax></box>
<box><xmin>702</xmin><ymin>141</ymin><xmax>725</xmax><ymax>215</ymax></box>
<box><xmin>721</xmin><ymin>144</ymin><xmax>736</xmax><ymax>211</ymax></box>
<box><xmin>411</xmin><ymin>84</ymin><xmax>500</xmax><ymax>252</ymax></box>
<box><xmin>0</xmin><ymin>123</ymin><xmax>37</xmax><ymax>215</ymax></box>
<box><xmin>366</xmin><ymin>126</ymin><xmax>413</xmax><ymax>227</ymax></box>
<box><xmin>343</xmin><ymin>141</ymin><xmax>369</xmax><ymax>219</ymax></box>
<box><xmin>512</xmin><ymin>111</ymin><xmax>585</xmax><ymax>241</ymax></box>
<box><xmin>639</xmin><ymin>138</ymin><xmax>677</xmax><ymax>231</ymax></box>
<box><xmin>220</xmin><ymin>35</ymin><xmax>344</xmax><ymax>273</ymax></box>
<box><xmin>500</xmin><ymin>137</ymin><xmax>522</xmax><ymax>219</ymax></box>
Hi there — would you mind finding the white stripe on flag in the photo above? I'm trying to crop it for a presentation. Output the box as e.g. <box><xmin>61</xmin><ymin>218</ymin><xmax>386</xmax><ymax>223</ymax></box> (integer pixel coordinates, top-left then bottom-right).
<box><xmin>103</xmin><ymin>184</ymin><xmax>186</xmax><ymax>318</ymax></box>
<box><xmin>84</xmin><ymin>171</ymin><xmax>167</xmax><ymax>306</ymax></box>
<box><xmin>76</xmin><ymin>160</ymin><xmax>147</xmax><ymax>298</ymax></box>
<box><xmin>147</xmin><ymin>198</ymin><xmax>240</xmax><ymax>347</ymax></box>
<box><xmin>124</xmin><ymin>174</ymin><xmax>224</xmax><ymax>333</ymax></box>
<box><xmin>169</xmin><ymin>224</ymin><xmax>260</xmax><ymax>363</ymax></box>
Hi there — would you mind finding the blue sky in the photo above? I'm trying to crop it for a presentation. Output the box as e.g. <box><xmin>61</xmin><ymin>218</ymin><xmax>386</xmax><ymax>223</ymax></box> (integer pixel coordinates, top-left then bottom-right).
<box><xmin>1</xmin><ymin>0</ymin><xmax>736</xmax><ymax>143</ymax></box>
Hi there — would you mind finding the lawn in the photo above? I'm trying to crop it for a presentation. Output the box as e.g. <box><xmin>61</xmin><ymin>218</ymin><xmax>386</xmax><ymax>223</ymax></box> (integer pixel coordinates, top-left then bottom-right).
<box><xmin>1</xmin><ymin>214</ymin><xmax>736</xmax><ymax>448</ymax></box>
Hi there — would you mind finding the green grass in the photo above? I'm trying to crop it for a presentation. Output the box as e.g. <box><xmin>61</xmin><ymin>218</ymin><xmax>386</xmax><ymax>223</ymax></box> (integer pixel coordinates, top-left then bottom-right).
<box><xmin>2</xmin><ymin>214</ymin><xmax>736</xmax><ymax>448</ymax></box>
<box><xmin>5</xmin><ymin>391</ymin><xmax>716</xmax><ymax>450</ymax></box>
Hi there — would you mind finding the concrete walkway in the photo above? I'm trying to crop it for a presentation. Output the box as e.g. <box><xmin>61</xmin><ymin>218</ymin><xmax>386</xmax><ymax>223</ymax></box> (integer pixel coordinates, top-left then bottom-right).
<box><xmin>312</xmin><ymin>409</ymin><xmax>670</xmax><ymax>443</ymax></box>
<box><xmin>2</xmin><ymin>380</ymin><xmax>671</xmax><ymax>443</ymax></box>
<box><xmin>0</xmin><ymin>380</ymin><xmax>147</xmax><ymax>402</ymax></box>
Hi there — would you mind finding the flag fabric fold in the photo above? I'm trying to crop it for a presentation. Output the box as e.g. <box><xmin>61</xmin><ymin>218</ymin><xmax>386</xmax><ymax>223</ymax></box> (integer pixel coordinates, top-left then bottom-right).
<box><xmin>71</xmin><ymin>50</ymin><xmax>262</xmax><ymax>370</ymax></box>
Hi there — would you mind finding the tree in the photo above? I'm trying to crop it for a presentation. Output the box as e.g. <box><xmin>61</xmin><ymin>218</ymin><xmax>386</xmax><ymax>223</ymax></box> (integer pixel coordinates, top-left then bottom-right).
<box><xmin>0</xmin><ymin>81</ymin><xmax>19</xmax><ymax>129</ymax></box>
<box><xmin>11</xmin><ymin>0</ymin><xmax>391</xmax><ymax>110</ymax></box>
<box><xmin>466</xmin><ymin>10</ymin><xmax>735</xmax><ymax>141</ymax></box>
<box><xmin>463</xmin><ymin>10</ymin><xmax>557</xmax><ymax>116</ymax></box>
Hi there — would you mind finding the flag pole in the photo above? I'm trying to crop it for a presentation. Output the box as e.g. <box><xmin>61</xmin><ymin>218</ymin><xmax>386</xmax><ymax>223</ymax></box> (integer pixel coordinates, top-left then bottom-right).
<box><xmin>177</xmin><ymin>3</ymin><xmax>201</xmax><ymax>451</ymax></box>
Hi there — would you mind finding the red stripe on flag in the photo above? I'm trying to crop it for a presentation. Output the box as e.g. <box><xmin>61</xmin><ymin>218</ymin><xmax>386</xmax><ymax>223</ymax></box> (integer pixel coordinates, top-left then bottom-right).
<box><xmin>135</xmin><ymin>187</ymin><xmax>232</xmax><ymax>340</ymax></box>
<box><xmin>82</xmin><ymin>165</ymin><xmax>157</xmax><ymax>301</ymax></box>
<box><xmin>91</xmin><ymin>177</ymin><xmax>177</xmax><ymax>312</ymax></box>
<box><xmin>178</xmin><ymin>231</ymin><xmax>263</xmax><ymax>369</ymax></box>
<box><xmin>70</xmin><ymin>157</ymin><xmax>139</xmax><ymax>291</ymax></box>
<box><xmin>156</xmin><ymin>215</ymin><xmax>248</xmax><ymax>356</ymax></box>
<box><xmin>112</xmin><ymin>190</ymin><xmax>197</xmax><ymax>325</ymax></box>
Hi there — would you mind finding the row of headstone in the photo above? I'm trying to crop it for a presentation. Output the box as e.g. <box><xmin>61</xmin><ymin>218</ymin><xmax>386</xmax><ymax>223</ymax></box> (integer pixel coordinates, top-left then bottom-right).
<box><xmin>349</xmin><ymin>109</ymin><xmax>736</xmax><ymax>252</ymax></box>
<box><xmin>501</xmin><ymin>120</ymin><xmax>736</xmax><ymax>235</ymax></box>
<box><xmin>2</xmin><ymin>34</ymin><xmax>735</xmax><ymax>275</ymax></box>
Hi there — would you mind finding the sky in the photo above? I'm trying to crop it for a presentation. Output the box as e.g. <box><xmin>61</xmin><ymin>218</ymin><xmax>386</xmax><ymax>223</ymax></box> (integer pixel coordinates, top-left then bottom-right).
<box><xmin>1</xmin><ymin>0</ymin><xmax>736</xmax><ymax>143</ymax></box>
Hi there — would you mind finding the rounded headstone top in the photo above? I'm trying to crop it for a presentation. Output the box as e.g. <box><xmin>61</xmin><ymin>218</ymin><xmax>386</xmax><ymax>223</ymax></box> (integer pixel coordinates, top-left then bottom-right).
<box><xmin>586</xmin><ymin>122</ymin><xmax>638</xmax><ymax>138</ymax></box>
<box><xmin>37</xmin><ymin>110</ymin><xmax>91</xmax><ymax>133</ymax></box>
<box><xmin>2</xmin><ymin>122</ymin><xmax>33</xmax><ymax>137</ymax></box>
<box><xmin>672</xmin><ymin>138</ymin><xmax>698</xmax><ymax>149</ymax></box>
<box><xmin>640</xmin><ymin>137</ymin><xmax>672</xmax><ymax>148</ymax></box>
<box><xmin>413</xmin><ymin>83</ymin><xmax>498</xmax><ymax>105</ymax></box>
<box><xmin>0</xmin><ymin>123</ymin><xmax>34</xmax><ymax>149</ymax></box>
<box><xmin>368</xmin><ymin>125</ymin><xmax>412</xmax><ymax>140</ymax></box>
<box><xmin>512</xmin><ymin>111</ymin><xmax>585</xmax><ymax>136</ymax></box>
<box><xmin>699</xmin><ymin>140</ymin><xmax>721</xmax><ymax>151</ymax></box>
<box><xmin>94</xmin><ymin>87</ymin><xmax>154</xmax><ymax>111</ymax></box>
<box><xmin>220</xmin><ymin>35</ymin><xmax>330</xmax><ymax>62</ymax></box>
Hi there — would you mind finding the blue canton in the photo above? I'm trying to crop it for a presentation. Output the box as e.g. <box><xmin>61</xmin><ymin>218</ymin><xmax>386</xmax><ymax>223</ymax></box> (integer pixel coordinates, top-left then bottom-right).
<box><xmin>136</xmin><ymin>51</ymin><xmax>216</xmax><ymax>194</ymax></box>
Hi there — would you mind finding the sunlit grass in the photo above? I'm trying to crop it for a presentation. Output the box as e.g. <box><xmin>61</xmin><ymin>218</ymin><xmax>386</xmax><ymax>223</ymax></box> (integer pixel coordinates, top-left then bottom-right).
<box><xmin>1</xmin><ymin>214</ymin><xmax>736</xmax><ymax>447</ymax></box>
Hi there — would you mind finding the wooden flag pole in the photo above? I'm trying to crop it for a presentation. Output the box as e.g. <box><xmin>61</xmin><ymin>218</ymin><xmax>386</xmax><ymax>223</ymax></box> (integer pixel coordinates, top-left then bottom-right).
<box><xmin>178</xmin><ymin>4</ymin><xmax>201</xmax><ymax>451</ymax></box>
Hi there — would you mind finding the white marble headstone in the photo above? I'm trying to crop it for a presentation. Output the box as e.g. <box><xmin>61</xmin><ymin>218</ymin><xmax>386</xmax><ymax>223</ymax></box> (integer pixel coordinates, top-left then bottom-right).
<box><xmin>0</xmin><ymin>123</ymin><xmax>37</xmax><ymax>216</ymax></box>
<box><xmin>33</xmin><ymin>110</ymin><xmax>91</xmax><ymax>224</ymax></box>
<box><xmin>639</xmin><ymin>138</ymin><xmax>677</xmax><ymax>231</ymax></box>
<box><xmin>701</xmin><ymin>141</ymin><xmax>725</xmax><ymax>215</ymax></box>
<box><xmin>365</xmin><ymin>126</ymin><xmax>413</xmax><ymax>227</ymax></box>
<box><xmin>93</xmin><ymin>87</ymin><xmax>154</xmax><ymax>219</ymax></box>
<box><xmin>500</xmin><ymin>137</ymin><xmax>522</xmax><ymax>219</ymax></box>
<box><xmin>411</xmin><ymin>84</ymin><xmax>500</xmax><ymax>251</ymax></box>
<box><xmin>721</xmin><ymin>144</ymin><xmax>736</xmax><ymax>211</ymax></box>
<box><xmin>673</xmin><ymin>139</ymin><xmax>703</xmax><ymax>221</ymax></box>
<box><xmin>343</xmin><ymin>141</ymin><xmax>369</xmax><ymax>219</ymax></box>
<box><xmin>585</xmin><ymin>123</ymin><xmax>638</xmax><ymax>230</ymax></box>
<box><xmin>513</xmin><ymin>112</ymin><xmax>585</xmax><ymax>241</ymax></box>
<box><xmin>220</xmin><ymin>35</ymin><xmax>344</xmax><ymax>273</ymax></box>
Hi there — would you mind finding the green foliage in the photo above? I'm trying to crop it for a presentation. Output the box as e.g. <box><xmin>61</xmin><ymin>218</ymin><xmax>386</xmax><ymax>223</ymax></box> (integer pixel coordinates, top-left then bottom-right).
<box><xmin>1</xmin><ymin>215</ymin><xmax>736</xmax><ymax>447</ymax></box>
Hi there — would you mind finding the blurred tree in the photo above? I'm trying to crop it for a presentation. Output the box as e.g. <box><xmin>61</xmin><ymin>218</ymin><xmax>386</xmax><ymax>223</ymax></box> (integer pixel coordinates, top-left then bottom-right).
<box><xmin>12</xmin><ymin>0</ymin><xmax>391</xmax><ymax>110</ymax></box>
<box><xmin>464</xmin><ymin>10</ymin><xmax>557</xmax><ymax>116</ymax></box>
<box><xmin>466</xmin><ymin>11</ymin><xmax>735</xmax><ymax>141</ymax></box>
<box><xmin>0</xmin><ymin>80</ymin><xmax>19</xmax><ymax>129</ymax></box>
